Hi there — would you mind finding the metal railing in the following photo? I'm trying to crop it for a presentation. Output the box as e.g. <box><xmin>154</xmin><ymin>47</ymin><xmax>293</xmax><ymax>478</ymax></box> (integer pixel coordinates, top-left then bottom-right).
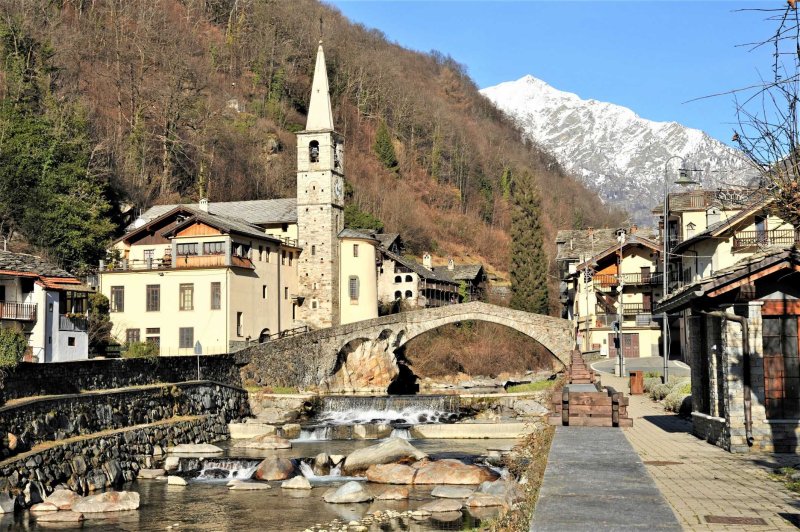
<box><xmin>732</xmin><ymin>229</ymin><xmax>799</xmax><ymax>250</ymax></box>
<box><xmin>593</xmin><ymin>273</ymin><xmax>662</xmax><ymax>287</ymax></box>
<box><xmin>622</xmin><ymin>303</ymin><xmax>650</xmax><ymax>316</ymax></box>
<box><xmin>102</xmin><ymin>254</ymin><xmax>255</xmax><ymax>271</ymax></box>
<box><xmin>0</xmin><ymin>301</ymin><xmax>37</xmax><ymax>321</ymax></box>
<box><xmin>59</xmin><ymin>315</ymin><xmax>88</xmax><ymax>331</ymax></box>
<box><xmin>265</xmin><ymin>325</ymin><xmax>309</xmax><ymax>341</ymax></box>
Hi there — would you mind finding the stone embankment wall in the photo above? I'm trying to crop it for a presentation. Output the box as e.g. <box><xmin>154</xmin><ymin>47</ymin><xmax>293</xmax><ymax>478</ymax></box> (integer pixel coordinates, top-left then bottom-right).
<box><xmin>0</xmin><ymin>416</ymin><xmax>228</xmax><ymax>500</ymax></box>
<box><xmin>0</xmin><ymin>382</ymin><xmax>248</xmax><ymax>461</ymax></box>
<box><xmin>0</xmin><ymin>355</ymin><xmax>242</xmax><ymax>405</ymax></box>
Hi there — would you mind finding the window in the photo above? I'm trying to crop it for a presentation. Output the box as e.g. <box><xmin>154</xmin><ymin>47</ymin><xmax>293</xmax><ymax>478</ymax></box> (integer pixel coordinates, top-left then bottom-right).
<box><xmin>146</xmin><ymin>328</ymin><xmax>160</xmax><ymax>334</ymax></box>
<box><xmin>353</xmin><ymin>244</ymin><xmax>359</xmax><ymax>258</ymax></box>
<box><xmin>394</xmin><ymin>291</ymin><xmax>402</xmax><ymax>300</ymax></box>
<box><xmin>203</xmin><ymin>241</ymin><xmax>225</xmax><ymax>255</ymax></box>
<box><xmin>405</xmin><ymin>275</ymin><xmax>413</xmax><ymax>282</ymax></box>
<box><xmin>763</xmin><ymin>316</ymin><xmax>800</xmax><ymax>418</ymax></box>
<box><xmin>289</xmin><ymin>252</ymin><xmax>293</xmax><ymax>266</ymax></box>
<box><xmin>143</xmin><ymin>249</ymin><xmax>155</xmax><ymax>262</ymax></box>
<box><xmin>126</xmin><ymin>329</ymin><xmax>140</xmax><ymax>344</ymax></box>
<box><xmin>281</xmin><ymin>251</ymin><xmax>286</xmax><ymax>265</ymax></box>
<box><xmin>146</xmin><ymin>285</ymin><xmax>160</xmax><ymax>312</ymax></box>
<box><xmin>176</xmin><ymin>243</ymin><xmax>198</xmax><ymax>256</ymax></box>
<box><xmin>258</xmin><ymin>245</ymin><xmax>263</xmax><ymax>261</ymax></box>
<box><xmin>146</xmin><ymin>336</ymin><xmax>160</xmax><ymax>350</ymax></box>
<box><xmin>237</xmin><ymin>312</ymin><xmax>243</xmax><ymax>337</ymax></box>
<box><xmin>179</xmin><ymin>327</ymin><xmax>194</xmax><ymax>349</ymax></box>
<box><xmin>309</xmin><ymin>140</ymin><xmax>320</xmax><ymax>163</ymax></box>
<box><xmin>349</xmin><ymin>276</ymin><xmax>359</xmax><ymax>302</ymax></box>
<box><xmin>281</xmin><ymin>223</ymin><xmax>288</xmax><ymax>233</ymax></box>
<box><xmin>311</xmin><ymin>299</ymin><xmax>318</xmax><ymax>309</ymax></box>
<box><xmin>311</xmin><ymin>245</ymin><xmax>316</xmax><ymax>256</ymax></box>
<box><xmin>262</xmin><ymin>285</ymin><xmax>267</xmax><ymax>300</ymax></box>
<box><xmin>232</xmin><ymin>243</ymin><xmax>251</xmax><ymax>258</ymax></box>
<box><xmin>265</xmin><ymin>247</ymin><xmax>271</xmax><ymax>262</ymax></box>
<box><xmin>179</xmin><ymin>284</ymin><xmax>194</xmax><ymax>310</ymax></box>
<box><xmin>60</xmin><ymin>291</ymin><xmax>88</xmax><ymax>314</ymax></box>
<box><xmin>284</xmin><ymin>287</ymin><xmax>289</xmax><ymax>300</ymax></box>
<box><xmin>394</xmin><ymin>276</ymin><xmax>401</xmax><ymax>283</ymax></box>
<box><xmin>211</xmin><ymin>282</ymin><xmax>221</xmax><ymax>310</ymax></box>
<box><xmin>405</xmin><ymin>290</ymin><xmax>413</xmax><ymax>299</ymax></box>
<box><xmin>110</xmin><ymin>286</ymin><xmax>124</xmax><ymax>312</ymax></box>
<box><xmin>67</xmin><ymin>337</ymin><xmax>75</xmax><ymax>347</ymax></box>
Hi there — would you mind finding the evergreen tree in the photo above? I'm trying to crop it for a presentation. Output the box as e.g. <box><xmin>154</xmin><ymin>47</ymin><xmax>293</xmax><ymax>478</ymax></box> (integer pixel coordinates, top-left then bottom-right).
<box><xmin>373</xmin><ymin>120</ymin><xmax>398</xmax><ymax>170</ymax></box>
<box><xmin>510</xmin><ymin>172</ymin><xmax>549</xmax><ymax>314</ymax></box>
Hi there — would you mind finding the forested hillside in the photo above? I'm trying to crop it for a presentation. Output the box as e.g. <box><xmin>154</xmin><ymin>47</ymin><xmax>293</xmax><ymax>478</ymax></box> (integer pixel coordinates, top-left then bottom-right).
<box><xmin>0</xmin><ymin>0</ymin><xmax>621</xmax><ymax>288</ymax></box>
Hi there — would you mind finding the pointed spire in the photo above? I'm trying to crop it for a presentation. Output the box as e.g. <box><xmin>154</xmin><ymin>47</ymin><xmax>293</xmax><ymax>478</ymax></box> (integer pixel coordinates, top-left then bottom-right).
<box><xmin>306</xmin><ymin>41</ymin><xmax>334</xmax><ymax>131</ymax></box>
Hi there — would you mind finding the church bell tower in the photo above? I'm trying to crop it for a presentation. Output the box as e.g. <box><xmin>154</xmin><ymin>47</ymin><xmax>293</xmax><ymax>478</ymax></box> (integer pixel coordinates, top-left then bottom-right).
<box><xmin>296</xmin><ymin>41</ymin><xmax>345</xmax><ymax>329</ymax></box>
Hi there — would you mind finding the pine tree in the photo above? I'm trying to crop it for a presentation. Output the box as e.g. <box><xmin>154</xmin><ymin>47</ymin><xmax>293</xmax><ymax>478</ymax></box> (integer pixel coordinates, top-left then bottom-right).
<box><xmin>373</xmin><ymin>119</ymin><xmax>398</xmax><ymax>170</ymax></box>
<box><xmin>510</xmin><ymin>172</ymin><xmax>549</xmax><ymax>314</ymax></box>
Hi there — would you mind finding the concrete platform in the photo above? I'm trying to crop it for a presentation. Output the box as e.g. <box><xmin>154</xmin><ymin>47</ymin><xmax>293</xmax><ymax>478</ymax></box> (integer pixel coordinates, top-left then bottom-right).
<box><xmin>411</xmin><ymin>422</ymin><xmax>535</xmax><ymax>439</ymax></box>
<box><xmin>531</xmin><ymin>426</ymin><xmax>681</xmax><ymax>531</ymax></box>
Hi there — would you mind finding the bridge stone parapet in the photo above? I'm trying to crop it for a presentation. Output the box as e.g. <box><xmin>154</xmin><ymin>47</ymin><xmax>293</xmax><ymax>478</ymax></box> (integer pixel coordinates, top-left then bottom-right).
<box><xmin>237</xmin><ymin>302</ymin><xmax>573</xmax><ymax>392</ymax></box>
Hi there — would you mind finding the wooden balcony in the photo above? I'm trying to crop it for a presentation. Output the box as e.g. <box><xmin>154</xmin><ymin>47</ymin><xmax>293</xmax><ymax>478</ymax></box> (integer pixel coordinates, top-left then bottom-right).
<box><xmin>0</xmin><ymin>301</ymin><xmax>37</xmax><ymax>322</ymax></box>
<box><xmin>622</xmin><ymin>303</ymin><xmax>651</xmax><ymax>316</ymax></box>
<box><xmin>732</xmin><ymin>229</ymin><xmax>799</xmax><ymax>250</ymax></box>
<box><xmin>102</xmin><ymin>253</ymin><xmax>254</xmax><ymax>272</ymax></box>
<box><xmin>593</xmin><ymin>272</ymin><xmax>661</xmax><ymax>288</ymax></box>
<box><xmin>59</xmin><ymin>315</ymin><xmax>88</xmax><ymax>332</ymax></box>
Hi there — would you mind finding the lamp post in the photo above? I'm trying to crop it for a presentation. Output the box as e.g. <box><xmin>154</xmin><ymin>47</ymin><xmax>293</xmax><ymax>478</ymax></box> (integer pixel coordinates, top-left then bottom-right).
<box><xmin>616</xmin><ymin>229</ymin><xmax>626</xmax><ymax>377</ymax></box>
<box><xmin>661</xmin><ymin>156</ymin><xmax>701</xmax><ymax>384</ymax></box>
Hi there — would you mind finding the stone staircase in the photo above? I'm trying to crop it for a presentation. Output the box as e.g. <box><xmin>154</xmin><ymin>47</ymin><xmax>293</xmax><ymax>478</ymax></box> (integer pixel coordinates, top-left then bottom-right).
<box><xmin>549</xmin><ymin>350</ymin><xmax>633</xmax><ymax>428</ymax></box>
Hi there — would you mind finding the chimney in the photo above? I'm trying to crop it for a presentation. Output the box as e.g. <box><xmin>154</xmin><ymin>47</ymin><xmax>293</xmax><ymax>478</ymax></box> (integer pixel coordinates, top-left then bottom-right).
<box><xmin>630</xmin><ymin>224</ymin><xmax>638</xmax><ymax>234</ymax></box>
<box><xmin>422</xmin><ymin>252</ymin><xmax>432</xmax><ymax>269</ymax></box>
<box><xmin>448</xmin><ymin>258</ymin><xmax>455</xmax><ymax>271</ymax></box>
<box><xmin>199</xmin><ymin>198</ymin><xmax>209</xmax><ymax>213</ymax></box>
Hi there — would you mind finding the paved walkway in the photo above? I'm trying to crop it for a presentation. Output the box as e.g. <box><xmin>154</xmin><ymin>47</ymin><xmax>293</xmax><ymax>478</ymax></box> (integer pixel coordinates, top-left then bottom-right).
<box><xmin>531</xmin><ymin>426</ymin><xmax>682</xmax><ymax>531</ymax></box>
<box><xmin>604</xmin><ymin>374</ymin><xmax>800</xmax><ymax>531</ymax></box>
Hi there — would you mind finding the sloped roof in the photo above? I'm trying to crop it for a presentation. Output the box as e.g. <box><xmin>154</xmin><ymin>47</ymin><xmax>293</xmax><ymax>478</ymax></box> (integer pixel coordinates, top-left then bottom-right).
<box><xmin>132</xmin><ymin>198</ymin><xmax>297</xmax><ymax>230</ymax></box>
<box><xmin>338</xmin><ymin>229</ymin><xmax>379</xmax><ymax>242</ymax></box>
<box><xmin>655</xmin><ymin>247</ymin><xmax>800</xmax><ymax>313</ymax></box>
<box><xmin>0</xmin><ymin>251</ymin><xmax>73</xmax><ymax>278</ymax></box>
<box><xmin>164</xmin><ymin>210</ymin><xmax>279</xmax><ymax>242</ymax></box>
<box><xmin>380</xmin><ymin>248</ymin><xmax>458</xmax><ymax>284</ymax></box>
<box><xmin>433</xmin><ymin>264</ymin><xmax>485</xmax><ymax>282</ymax></box>
<box><xmin>556</xmin><ymin>229</ymin><xmax>621</xmax><ymax>262</ymax></box>
<box><xmin>373</xmin><ymin>233</ymin><xmax>400</xmax><ymax>249</ymax></box>
<box><xmin>672</xmin><ymin>198</ymin><xmax>773</xmax><ymax>253</ymax></box>
<box><xmin>574</xmin><ymin>234</ymin><xmax>662</xmax><ymax>271</ymax></box>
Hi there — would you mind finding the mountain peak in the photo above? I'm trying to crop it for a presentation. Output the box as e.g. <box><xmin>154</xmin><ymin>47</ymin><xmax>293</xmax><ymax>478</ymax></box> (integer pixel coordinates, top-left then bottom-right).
<box><xmin>480</xmin><ymin>77</ymin><xmax>750</xmax><ymax>225</ymax></box>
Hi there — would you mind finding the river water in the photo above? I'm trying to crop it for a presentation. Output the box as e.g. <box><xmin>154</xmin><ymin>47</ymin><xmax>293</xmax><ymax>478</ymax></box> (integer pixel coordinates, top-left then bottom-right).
<box><xmin>6</xmin><ymin>438</ymin><xmax>518</xmax><ymax>532</ymax></box>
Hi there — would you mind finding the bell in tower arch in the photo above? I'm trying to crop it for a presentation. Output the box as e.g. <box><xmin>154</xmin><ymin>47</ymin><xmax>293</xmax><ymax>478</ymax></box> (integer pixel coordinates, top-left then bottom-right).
<box><xmin>309</xmin><ymin>140</ymin><xmax>320</xmax><ymax>163</ymax></box>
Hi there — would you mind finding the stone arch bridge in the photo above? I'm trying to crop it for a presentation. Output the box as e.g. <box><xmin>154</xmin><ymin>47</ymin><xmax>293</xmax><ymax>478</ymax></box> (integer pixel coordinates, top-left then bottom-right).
<box><xmin>236</xmin><ymin>301</ymin><xmax>573</xmax><ymax>392</ymax></box>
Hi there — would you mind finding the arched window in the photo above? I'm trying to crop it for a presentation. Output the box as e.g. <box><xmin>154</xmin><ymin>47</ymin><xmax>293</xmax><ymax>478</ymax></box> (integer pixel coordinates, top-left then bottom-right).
<box><xmin>405</xmin><ymin>290</ymin><xmax>413</xmax><ymax>299</ymax></box>
<box><xmin>309</xmin><ymin>140</ymin><xmax>320</xmax><ymax>163</ymax></box>
<box><xmin>394</xmin><ymin>275</ymin><xmax>401</xmax><ymax>283</ymax></box>
<box><xmin>394</xmin><ymin>291</ymin><xmax>402</xmax><ymax>300</ymax></box>
<box><xmin>405</xmin><ymin>275</ymin><xmax>413</xmax><ymax>282</ymax></box>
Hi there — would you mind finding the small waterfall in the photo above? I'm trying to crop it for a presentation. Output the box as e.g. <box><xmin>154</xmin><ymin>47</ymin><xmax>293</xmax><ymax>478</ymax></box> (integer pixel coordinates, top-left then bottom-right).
<box><xmin>389</xmin><ymin>427</ymin><xmax>411</xmax><ymax>440</ymax></box>
<box><xmin>299</xmin><ymin>460</ymin><xmax>358</xmax><ymax>483</ymax></box>
<box><xmin>315</xmin><ymin>395</ymin><xmax>459</xmax><ymax>425</ymax></box>
<box><xmin>296</xmin><ymin>426</ymin><xmax>333</xmax><ymax>441</ymax></box>
<box><xmin>195</xmin><ymin>459</ymin><xmax>260</xmax><ymax>481</ymax></box>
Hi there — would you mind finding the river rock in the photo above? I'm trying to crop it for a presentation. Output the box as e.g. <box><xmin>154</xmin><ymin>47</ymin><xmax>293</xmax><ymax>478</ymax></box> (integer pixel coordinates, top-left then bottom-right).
<box><xmin>330</xmin><ymin>455</ymin><xmax>345</xmax><ymax>466</ymax></box>
<box><xmin>281</xmin><ymin>423</ymin><xmax>301</xmax><ymax>439</ymax></box>
<box><xmin>365</xmin><ymin>463</ymin><xmax>416</xmax><ymax>484</ymax></box>
<box><xmin>478</xmin><ymin>479</ymin><xmax>525</xmax><ymax>504</ymax></box>
<box><xmin>234</xmin><ymin>434</ymin><xmax>292</xmax><ymax>450</ymax></box>
<box><xmin>7</xmin><ymin>432</ymin><xmax>18</xmax><ymax>451</ymax></box>
<box><xmin>323</xmin><ymin>481</ymin><xmax>373</xmax><ymax>504</ymax></box>
<box><xmin>313</xmin><ymin>453</ymin><xmax>331</xmax><ymax>476</ymax></box>
<box><xmin>466</xmin><ymin>493</ymin><xmax>508</xmax><ymax>507</ymax></box>
<box><xmin>511</xmin><ymin>399</ymin><xmax>549</xmax><ymax>417</ymax></box>
<box><xmin>72</xmin><ymin>491</ymin><xmax>140</xmax><ymax>513</ymax></box>
<box><xmin>31</xmin><ymin>502</ymin><xmax>59</xmax><ymax>513</ymax></box>
<box><xmin>138</xmin><ymin>468</ymin><xmax>166</xmax><ymax>479</ymax></box>
<box><xmin>256</xmin><ymin>407</ymin><xmax>298</xmax><ymax>424</ymax></box>
<box><xmin>43</xmin><ymin>489</ymin><xmax>83</xmax><ymax>511</ymax></box>
<box><xmin>431</xmin><ymin>486</ymin><xmax>474</xmax><ymax>498</ymax></box>
<box><xmin>253</xmin><ymin>456</ymin><xmax>295</xmax><ymax>481</ymax></box>
<box><xmin>228</xmin><ymin>482</ymin><xmax>272</xmax><ymax>491</ymax></box>
<box><xmin>376</xmin><ymin>487</ymin><xmax>409</xmax><ymax>500</ymax></box>
<box><xmin>0</xmin><ymin>495</ymin><xmax>14</xmax><ymax>514</ymax></box>
<box><xmin>281</xmin><ymin>476</ymin><xmax>312</xmax><ymax>490</ymax></box>
<box><xmin>35</xmin><ymin>511</ymin><xmax>84</xmax><ymax>522</ymax></box>
<box><xmin>167</xmin><ymin>476</ymin><xmax>187</xmax><ymax>486</ymax></box>
<box><xmin>169</xmin><ymin>444</ymin><xmax>223</xmax><ymax>455</ymax></box>
<box><xmin>413</xmin><ymin>460</ymin><xmax>499</xmax><ymax>485</ymax></box>
<box><xmin>342</xmin><ymin>438</ymin><xmax>427</xmax><ymax>474</ymax></box>
<box><xmin>164</xmin><ymin>456</ymin><xmax>180</xmax><ymax>471</ymax></box>
<box><xmin>418</xmin><ymin>499</ymin><xmax>463</xmax><ymax>513</ymax></box>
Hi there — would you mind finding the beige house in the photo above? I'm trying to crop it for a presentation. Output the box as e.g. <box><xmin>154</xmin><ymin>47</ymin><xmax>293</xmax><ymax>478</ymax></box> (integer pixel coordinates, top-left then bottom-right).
<box><xmin>338</xmin><ymin>230</ymin><xmax>378</xmax><ymax>325</ymax></box>
<box><xmin>562</xmin><ymin>229</ymin><xmax>663</xmax><ymax>359</ymax></box>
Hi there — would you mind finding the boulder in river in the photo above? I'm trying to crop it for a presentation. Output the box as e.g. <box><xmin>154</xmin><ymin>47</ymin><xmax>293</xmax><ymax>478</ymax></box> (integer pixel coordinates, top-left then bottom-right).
<box><xmin>376</xmin><ymin>487</ymin><xmax>409</xmax><ymax>500</ymax></box>
<box><xmin>323</xmin><ymin>481</ymin><xmax>373</xmax><ymax>504</ymax></box>
<box><xmin>431</xmin><ymin>486</ymin><xmax>474</xmax><ymax>499</ymax></box>
<box><xmin>0</xmin><ymin>495</ymin><xmax>14</xmax><ymax>514</ymax></box>
<box><xmin>72</xmin><ymin>491</ymin><xmax>140</xmax><ymax>513</ymax></box>
<box><xmin>417</xmin><ymin>499</ymin><xmax>463</xmax><ymax>513</ymax></box>
<box><xmin>342</xmin><ymin>438</ymin><xmax>427</xmax><ymax>474</ymax></box>
<box><xmin>234</xmin><ymin>434</ymin><xmax>292</xmax><ymax>450</ymax></box>
<box><xmin>169</xmin><ymin>444</ymin><xmax>223</xmax><ymax>455</ymax></box>
<box><xmin>413</xmin><ymin>459</ymin><xmax>499</xmax><ymax>485</ymax></box>
<box><xmin>44</xmin><ymin>489</ymin><xmax>83</xmax><ymax>511</ymax></box>
<box><xmin>167</xmin><ymin>476</ymin><xmax>187</xmax><ymax>486</ymax></box>
<box><xmin>253</xmin><ymin>456</ymin><xmax>295</xmax><ymax>481</ymax></box>
<box><xmin>478</xmin><ymin>479</ymin><xmax>525</xmax><ymax>504</ymax></box>
<box><xmin>312</xmin><ymin>453</ymin><xmax>330</xmax><ymax>476</ymax></box>
<box><xmin>365</xmin><ymin>463</ymin><xmax>416</xmax><ymax>484</ymax></box>
<box><xmin>138</xmin><ymin>469</ymin><xmax>166</xmax><ymax>480</ymax></box>
<box><xmin>35</xmin><ymin>511</ymin><xmax>85</xmax><ymax>523</ymax></box>
<box><xmin>466</xmin><ymin>492</ymin><xmax>508</xmax><ymax>508</ymax></box>
<box><xmin>228</xmin><ymin>482</ymin><xmax>272</xmax><ymax>491</ymax></box>
<box><xmin>281</xmin><ymin>476</ymin><xmax>312</xmax><ymax>490</ymax></box>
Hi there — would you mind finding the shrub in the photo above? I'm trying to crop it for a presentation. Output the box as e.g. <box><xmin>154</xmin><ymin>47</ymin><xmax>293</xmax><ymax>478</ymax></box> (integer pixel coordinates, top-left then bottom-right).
<box><xmin>643</xmin><ymin>377</ymin><xmax>661</xmax><ymax>393</ymax></box>
<box><xmin>123</xmin><ymin>341</ymin><xmax>159</xmax><ymax>360</ymax></box>
<box><xmin>673</xmin><ymin>380</ymin><xmax>691</xmax><ymax>395</ymax></box>
<box><xmin>644</xmin><ymin>371</ymin><xmax>661</xmax><ymax>379</ymax></box>
<box><xmin>0</xmin><ymin>327</ymin><xmax>27</xmax><ymax>368</ymax></box>
<box><xmin>649</xmin><ymin>383</ymin><xmax>672</xmax><ymax>401</ymax></box>
<box><xmin>664</xmin><ymin>390</ymin><xmax>692</xmax><ymax>415</ymax></box>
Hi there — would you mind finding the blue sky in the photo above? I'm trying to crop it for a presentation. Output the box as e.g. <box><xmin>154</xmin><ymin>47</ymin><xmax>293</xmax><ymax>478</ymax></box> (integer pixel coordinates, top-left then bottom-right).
<box><xmin>325</xmin><ymin>1</ymin><xmax>778</xmax><ymax>145</ymax></box>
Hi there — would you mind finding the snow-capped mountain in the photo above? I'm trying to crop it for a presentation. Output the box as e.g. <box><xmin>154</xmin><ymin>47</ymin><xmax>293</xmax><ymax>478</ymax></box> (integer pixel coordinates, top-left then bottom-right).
<box><xmin>480</xmin><ymin>75</ymin><xmax>752</xmax><ymax>225</ymax></box>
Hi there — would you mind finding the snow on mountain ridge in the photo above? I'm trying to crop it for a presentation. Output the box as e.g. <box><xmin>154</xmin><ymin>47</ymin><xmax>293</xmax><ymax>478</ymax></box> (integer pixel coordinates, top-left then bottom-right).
<box><xmin>480</xmin><ymin>75</ymin><xmax>750</xmax><ymax>224</ymax></box>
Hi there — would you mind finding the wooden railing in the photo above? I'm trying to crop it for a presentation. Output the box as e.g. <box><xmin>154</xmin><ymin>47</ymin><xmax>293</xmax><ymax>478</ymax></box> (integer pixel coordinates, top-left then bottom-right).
<box><xmin>622</xmin><ymin>303</ymin><xmax>650</xmax><ymax>316</ymax></box>
<box><xmin>732</xmin><ymin>229</ymin><xmax>799</xmax><ymax>250</ymax></box>
<box><xmin>59</xmin><ymin>315</ymin><xmax>88</xmax><ymax>332</ymax></box>
<box><xmin>103</xmin><ymin>253</ymin><xmax>254</xmax><ymax>271</ymax></box>
<box><xmin>0</xmin><ymin>301</ymin><xmax>37</xmax><ymax>321</ymax></box>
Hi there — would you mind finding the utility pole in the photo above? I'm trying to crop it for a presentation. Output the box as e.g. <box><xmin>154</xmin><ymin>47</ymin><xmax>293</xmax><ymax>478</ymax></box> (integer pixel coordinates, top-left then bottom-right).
<box><xmin>616</xmin><ymin>229</ymin><xmax>626</xmax><ymax>377</ymax></box>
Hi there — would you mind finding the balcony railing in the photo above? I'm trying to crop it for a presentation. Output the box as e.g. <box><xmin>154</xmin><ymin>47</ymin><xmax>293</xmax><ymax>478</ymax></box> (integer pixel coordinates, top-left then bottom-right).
<box><xmin>59</xmin><ymin>315</ymin><xmax>88</xmax><ymax>331</ymax></box>
<box><xmin>622</xmin><ymin>303</ymin><xmax>651</xmax><ymax>316</ymax></box>
<box><xmin>0</xmin><ymin>301</ymin><xmax>37</xmax><ymax>321</ymax></box>
<box><xmin>102</xmin><ymin>254</ymin><xmax>254</xmax><ymax>272</ymax></box>
<box><xmin>732</xmin><ymin>229</ymin><xmax>800</xmax><ymax>250</ymax></box>
<box><xmin>593</xmin><ymin>272</ymin><xmax>679</xmax><ymax>288</ymax></box>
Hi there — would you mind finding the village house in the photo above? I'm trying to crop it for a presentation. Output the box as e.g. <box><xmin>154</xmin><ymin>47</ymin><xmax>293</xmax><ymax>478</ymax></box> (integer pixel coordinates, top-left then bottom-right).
<box><xmin>558</xmin><ymin>227</ymin><xmax>664</xmax><ymax>360</ymax></box>
<box><xmin>376</xmin><ymin>249</ymin><xmax>461</xmax><ymax>310</ymax></box>
<box><xmin>0</xmin><ymin>251</ymin><xmax>90</xmax><ymax>362</ymax></box>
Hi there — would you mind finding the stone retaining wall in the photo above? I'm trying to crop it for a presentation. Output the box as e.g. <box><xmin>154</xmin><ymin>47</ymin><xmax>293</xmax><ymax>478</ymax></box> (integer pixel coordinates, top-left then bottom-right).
<box><xmin>0</xmin><ymin>416</ymin><xmax>228</xmax><ymax>502</ymax></box>
<box><xmin>0</xmin><ymin>355</ymin><xmax>242</xmax><ymax>405</ymax></box>
<box><xmin>0</xmin><ymin>381</ymin><xmax>248</xmax><ymax>460</ymax></box>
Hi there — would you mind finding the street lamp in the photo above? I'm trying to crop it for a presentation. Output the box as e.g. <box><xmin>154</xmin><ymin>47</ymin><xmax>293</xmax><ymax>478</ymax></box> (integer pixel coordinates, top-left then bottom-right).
<box><xmin>661</xmin><ymin>156</ymin><xmax>701</xmax><ymax>384</ymax></box>
<box><xmin>616</xmin><ymin>228</ymin><xmax>626</xmax><ymax>377</ymax></box>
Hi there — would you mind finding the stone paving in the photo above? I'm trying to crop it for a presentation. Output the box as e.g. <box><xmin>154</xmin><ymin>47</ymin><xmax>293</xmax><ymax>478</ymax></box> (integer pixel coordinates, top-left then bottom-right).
<box><xmin>603</xmin><ymin>374</ymin><xmax>800</xmax><ymax>531</ymax></box>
